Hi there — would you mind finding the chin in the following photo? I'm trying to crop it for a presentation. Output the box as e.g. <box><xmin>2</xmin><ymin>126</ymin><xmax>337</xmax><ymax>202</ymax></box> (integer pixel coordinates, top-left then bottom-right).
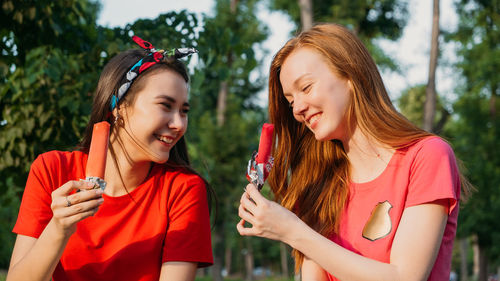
<box><xmin>152</xmin><ymin>153</ymin><xmax>170</xmax><ymax>164</ymax></box>
<box><xmin>311</xmin><ymin>130</ymin><xmax>333</xmax><ymax>142</ymax></box>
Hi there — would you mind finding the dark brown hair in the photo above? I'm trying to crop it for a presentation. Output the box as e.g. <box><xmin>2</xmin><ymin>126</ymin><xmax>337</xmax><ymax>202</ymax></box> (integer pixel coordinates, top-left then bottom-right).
<box><xmin>268</xmin><ymin>23</ymin><xmax>471</xmax><ymax>270</ymax></box>
<box><xmin>79</xmin><ymin>49</ymin><xmax>215</xmax><ymax>213</ymax></box>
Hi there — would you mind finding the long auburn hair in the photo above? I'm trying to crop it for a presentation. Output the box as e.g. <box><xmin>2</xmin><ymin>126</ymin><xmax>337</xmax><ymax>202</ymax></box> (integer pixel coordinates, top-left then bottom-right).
<box><xmin>79</xmin><ymin>49</ymin><xmax>215</xmax><ymax>212</ymax></box>
<box><xmin>268</xmin><ymin>23</ymin><xmax>446</xmax><ymax>269</ymax></box>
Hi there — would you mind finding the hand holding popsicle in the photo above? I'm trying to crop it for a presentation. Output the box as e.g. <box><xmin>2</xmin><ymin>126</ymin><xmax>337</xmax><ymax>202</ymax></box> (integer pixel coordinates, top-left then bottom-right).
<box><xmin>246</xmin><ymin>123</ymin><xmax>274</xmax><ymax>190</ymax></box>
<box><xmin>50</xmin><ymin>180</ymin><xmax>104</xmax><ymax>236</ymax></box>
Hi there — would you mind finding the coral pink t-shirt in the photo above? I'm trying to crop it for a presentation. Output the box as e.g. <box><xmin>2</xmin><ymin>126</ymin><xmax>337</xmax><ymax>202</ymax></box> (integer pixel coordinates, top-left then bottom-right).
<box><xmin>328</xmin><ymin>137</ymin><xmax>460</xmax><ymax>281</ymax></box>
<box><xmin>13</xmin><ymin>150</ymin><xmax>213</xmax><ymax>281</ymax></box>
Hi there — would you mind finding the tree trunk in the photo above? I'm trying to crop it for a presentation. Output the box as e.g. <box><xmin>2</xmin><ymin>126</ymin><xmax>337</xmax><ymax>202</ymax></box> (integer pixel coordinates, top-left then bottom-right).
<box><xmin>211</xmin><ymin>230</ymin><xmax>224</xmax><ymax>281</ymax></box>
<box><xmin>230</xmin><ymin>0</ymin><xmax>239</xmax><ymax>13</ymax></box>
<box><xmin>244</xmin><ymin>238</ymin><xmax>254</xmax><ymax>281</ymax></box>
<box><xmin>298</xmin><ymin>0</ymin><xmax>313</xmax><ymax>31</ymax></box>
<box><xmin>216</xmin><ymin>0</ymin><xmax>238</xmax><ymax>127</ymax></box>
<box><xmin>280</xmin><ymin>242</ymin><xmax>289</xmax><ymax>278</ymax></box>
<box><xmin>217</xmin><ymin>81</ymin><xmax>228</xmax><ymax>126</ymax></box>
<box><xmin>459</xmin><ymin>238</ymin><xmax>468</xmax><ymax>281</ymax></box>
<box><xmin>490</xmin><ymin>84</ymin><xmax>497</xmax><ymax>118</ymax></box>
<box><xmin>472</xmin><ymin>236</ymin><xmax>479</xmax><ymax>278</ymax></box>
<box><xmin>471</xmin><ymin>235</ymin><xmax>489</xmax><ymax>281</ymax></box>
<box><xmin>225</xmin><ymin>245</ymin><xmax>232</xmax><ymax>276</ymax></box>
<box><xmin>433</xmin><ymin>107</ymin><xmax>450</xmax><ymax>134</ymax></box>
<box><xmin>424</xmin><ymin>0</ymin><xmax>440</xmax><ymax>132</ymax></box>
<box><xmin>478</xmin><ymin>245</ymin><xmax>488</xmax><ymax>281</ymax></box>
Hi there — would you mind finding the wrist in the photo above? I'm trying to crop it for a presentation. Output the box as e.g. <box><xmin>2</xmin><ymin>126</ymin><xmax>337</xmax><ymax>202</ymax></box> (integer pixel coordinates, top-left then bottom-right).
<box><xmin>283</xmin><ymin>216</ymin><xmax>309</xmax><ymax>249</ymax></box>
<box><xmin>46</xmin><ymin>219</ymin><xmax>74</xmax><ymax>241</ymax></box>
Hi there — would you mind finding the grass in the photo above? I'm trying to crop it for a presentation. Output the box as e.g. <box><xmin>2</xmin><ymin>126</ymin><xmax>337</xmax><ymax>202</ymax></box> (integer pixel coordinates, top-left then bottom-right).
<box><xmin>196</xmin><ymin>277</ymin><xmax>294</xmax><ymax>281</ymax></box>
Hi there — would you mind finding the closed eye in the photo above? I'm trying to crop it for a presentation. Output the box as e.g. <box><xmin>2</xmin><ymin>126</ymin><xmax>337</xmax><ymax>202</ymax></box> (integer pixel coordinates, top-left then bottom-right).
<box><xmin>161</xmin><ymin>102</ymin><xmax>172</xmax><ymax>110</ymax></box>
<box><xmin>302</xmin><ymin>84</ymin><xmax>311</xmax><ymax>93</ymax></box>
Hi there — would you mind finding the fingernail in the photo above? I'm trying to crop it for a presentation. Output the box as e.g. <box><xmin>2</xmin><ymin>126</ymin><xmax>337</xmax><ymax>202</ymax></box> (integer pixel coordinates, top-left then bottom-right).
<box><xmin>95</xmin><ymin>188</ymin><xmax>103</xmax><ymax>195</ymax></box>
<box><xmin>98</xmin><ymin>198</ymin><xmax>104</xmax><ymax>204</ymax></box>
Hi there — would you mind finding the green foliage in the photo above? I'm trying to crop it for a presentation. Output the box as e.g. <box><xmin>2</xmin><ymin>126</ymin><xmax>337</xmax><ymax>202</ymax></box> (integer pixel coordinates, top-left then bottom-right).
<box><xmin>450</xmin><ymin>91</ymin><xmax>500</xmax><ymax>255</ymax></box>
<box><xmin>0</xmin><ymin>181</ymin><xmax>21</xmax><ymax>268</ymax></box>
<box><xmin>0</xmin><ymin>0</ymin><xmax>100</xmax><ymax>70</ymax></box>
<box><xmin>446</xmin><ymin>0</ymin><xmax>500</xmax><ymax>264</ymax></box>
<box><xmin>268</xmin><ymin>0</ymin><xmax>408</xmax><ymax>71</ymax></box>
<box><xmin>398</xmin><ymin>84</ymin><xmax>448</xmax><ymax>131</ymax></box>
<box><xmin>271</xmin><ymin>0</ymin><xmax>407</xmax><ymax>38</ymax></box>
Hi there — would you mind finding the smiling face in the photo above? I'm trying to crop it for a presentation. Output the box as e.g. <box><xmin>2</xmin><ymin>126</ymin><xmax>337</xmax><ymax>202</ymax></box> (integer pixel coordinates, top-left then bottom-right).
<box><xmin>280</xmin><ymin>47</ymin><xmax>352</xmax><ymax>141</ymax></box>
<box><xmin>117</xmin><ymin>69</ymin><xmax>189</xmax><ymax>164</ymax></box>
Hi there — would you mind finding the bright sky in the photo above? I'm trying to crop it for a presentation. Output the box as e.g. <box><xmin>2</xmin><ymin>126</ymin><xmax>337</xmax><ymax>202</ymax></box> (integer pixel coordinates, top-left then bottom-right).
<box><xmin>97</xmin><ymin>0</ymin><xmax>459</xmax><ymax>104</ymax></box>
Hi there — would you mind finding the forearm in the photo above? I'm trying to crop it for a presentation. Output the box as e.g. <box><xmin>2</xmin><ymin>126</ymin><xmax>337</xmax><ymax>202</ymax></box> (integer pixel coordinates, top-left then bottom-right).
<box><xmin>7</xmin><ymin>219</ymin><xmax>71</xmax><ymax>281</ymax></box>
<box><xmin>286</xmin><ymin>220</ymin><xmax>400</xmax><ymax>281</ymax></box>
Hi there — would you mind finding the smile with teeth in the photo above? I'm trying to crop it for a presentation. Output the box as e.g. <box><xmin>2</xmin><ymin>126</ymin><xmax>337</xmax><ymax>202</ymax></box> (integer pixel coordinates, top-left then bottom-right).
<box><xmin>307</xmin><ymin>113</ymin><xmax>322</xmax><ymax>126</ymax></box>
<box><xmin>155</xmin><ymin>134</ymin><xmax>175</xmax><ymax>144</ymax></box>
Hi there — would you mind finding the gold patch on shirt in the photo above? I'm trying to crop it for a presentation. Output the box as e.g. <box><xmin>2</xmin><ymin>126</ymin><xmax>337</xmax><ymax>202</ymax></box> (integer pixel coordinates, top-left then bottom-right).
<box><xmin>362</xmin><ymin>200</ymin><xmax>393</xmax><ymax>241</ymax></box>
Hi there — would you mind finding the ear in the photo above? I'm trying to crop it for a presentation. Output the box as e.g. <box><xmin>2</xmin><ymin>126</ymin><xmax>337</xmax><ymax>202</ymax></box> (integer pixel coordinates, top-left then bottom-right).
<box><xmin>115</xmin><ymin>104</ymin><xmax>128</xmax><ymax>117</ymax></box>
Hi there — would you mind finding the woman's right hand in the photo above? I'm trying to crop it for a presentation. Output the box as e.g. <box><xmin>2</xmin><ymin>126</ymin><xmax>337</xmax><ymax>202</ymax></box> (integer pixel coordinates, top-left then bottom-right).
<box><xmin>50</xmin><ymin>180</ymin><xmax>104</xmax><ymax>236</ymax></box>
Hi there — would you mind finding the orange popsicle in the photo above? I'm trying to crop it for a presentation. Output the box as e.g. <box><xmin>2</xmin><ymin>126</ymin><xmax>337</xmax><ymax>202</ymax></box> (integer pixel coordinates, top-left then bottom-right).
<box><xmin>85</xmin><ymin>121</ymin><xmax>110</xmax><ymax>189</ymax></box>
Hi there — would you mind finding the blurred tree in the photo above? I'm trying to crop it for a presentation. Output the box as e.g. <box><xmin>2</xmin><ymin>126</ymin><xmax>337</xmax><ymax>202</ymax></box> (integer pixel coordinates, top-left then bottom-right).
<box><xmin>0</xmin><ymin>0</ymin><xmax>100</xmax><ymax>73</ymax></box>
<box><xmin>298</xmin><ymin>0</ymin><xmax>313</xmax><ymax>31</ymax></box>
<box><xmin>423</xmin><ymin>0</ymin><xmax>440</xmax><ymax>132</ymax></box>
<box><xmin>269</xmin><ymin>0</ymin><xmax>408</xmax><ymax>71</ymax></box>
<box><xmin>187</xmin><ymin>0</ymin><xmax>269</xmax><ymax>280</ymax></box>
<box><xmin>446</xmin><ymin>0</ymin><xmax>500</xmax><ymax>280</ymax></box>
<box><xmin>398</xmin><ymin>84</ymin><xmax>449</xmax><ymax>134</ymax></box>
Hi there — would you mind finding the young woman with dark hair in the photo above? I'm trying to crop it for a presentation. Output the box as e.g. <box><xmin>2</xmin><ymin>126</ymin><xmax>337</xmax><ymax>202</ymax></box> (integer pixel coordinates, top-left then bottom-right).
<box><xmin>237</xmin><ymin>24</ymin><xmax>472</xmax><ymax>281</ymax></box>
<box><xmin>8</xmin><ymin>38</ymin><xmax>214</xmax><ymax>281</ymax></box>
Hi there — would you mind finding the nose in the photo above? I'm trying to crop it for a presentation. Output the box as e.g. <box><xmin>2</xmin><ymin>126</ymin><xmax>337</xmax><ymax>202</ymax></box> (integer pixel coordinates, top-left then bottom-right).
<box><xmin>292</xmin><ymin>95</ymin><xmax>308</xmax><ymax>121</ymax></box>
<box><xmin>168</xmin><ymin>112</ymin><xmax>187</xmax><ymax>132</ymax></box>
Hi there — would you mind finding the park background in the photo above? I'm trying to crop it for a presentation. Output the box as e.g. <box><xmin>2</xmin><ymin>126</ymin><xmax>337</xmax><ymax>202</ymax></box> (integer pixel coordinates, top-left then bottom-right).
<box><xmin>0</xmin><ymin>0</ymin><xmax>499</xmax><ymax>280</ymax></box>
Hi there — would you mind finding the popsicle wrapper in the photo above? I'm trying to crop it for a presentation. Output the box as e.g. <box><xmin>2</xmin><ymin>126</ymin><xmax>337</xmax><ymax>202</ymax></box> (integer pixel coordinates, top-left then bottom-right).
<box><xmin>85</xmin><ymin>121</ymin><xmax>110</xmax><ymax>190</ymax></box>
<box><xmin>246</xmin><ymin>123</ymin><xmax>274</xmax><ymax>190</ymax></box>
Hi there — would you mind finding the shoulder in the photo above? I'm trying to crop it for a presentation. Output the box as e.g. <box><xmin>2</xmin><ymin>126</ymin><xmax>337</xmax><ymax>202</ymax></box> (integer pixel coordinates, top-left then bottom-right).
<box><xmin>405</xmin><ymin>136</ymin><xmax>456</xmax><ymax>163</ymax></box>
<box><xmin>29</xmin><ymin>150</ymin><xmax>87</xmax><ymax>184</ymax></box>
<box><xmin>403</xmin><ymin>136</ymin><xmax>460</xmax><ymax>185</ymax></box>
<box><xmin>32</xmin><ymin>150</ymin><xmax>86</xmax><ymax>170</ymax></box>
<box><xmin>158</xmin><ymin>167</ymin><xmax>208</xmax><ymax>209</ymax></box>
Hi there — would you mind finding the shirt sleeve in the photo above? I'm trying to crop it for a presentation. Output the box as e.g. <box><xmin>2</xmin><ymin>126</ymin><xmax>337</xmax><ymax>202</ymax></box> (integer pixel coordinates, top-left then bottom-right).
<box><xmin>12</xmin><ymin>153</ymin><xmax>55</xmax><ymax>238</ymax></box>
<box><xmin>162</xmin><ymin>175</ymin><xmax>213</xmax><ymax>267</ymax></box>
<box><xmin>405</xmin><ymin>137</ymin><xmax>461</xmax><ymax>214</ymax></box>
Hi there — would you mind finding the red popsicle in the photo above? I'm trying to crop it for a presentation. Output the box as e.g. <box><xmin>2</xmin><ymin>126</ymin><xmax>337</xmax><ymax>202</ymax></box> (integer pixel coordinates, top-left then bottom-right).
<box><xmin>256</xmin><ymin>123</ymin><xmax>274</xmax><ymax>164</ymax></box>
<box><xmin>86</xmin><ymin>121</ymin><xmax>110</xmax><ymax>181</ymax></box>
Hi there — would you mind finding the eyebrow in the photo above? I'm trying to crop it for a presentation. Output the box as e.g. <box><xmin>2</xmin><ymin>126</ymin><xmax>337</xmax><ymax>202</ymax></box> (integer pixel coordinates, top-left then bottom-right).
<box><xmin>157</xmin><ymin>95</ymin><xmax>190</xmax><ymax>107</ymax></box>
<box><xmin>283</xmin><ymin>73</ymin><xmax>312</xmax><ymax>97</ymax></box>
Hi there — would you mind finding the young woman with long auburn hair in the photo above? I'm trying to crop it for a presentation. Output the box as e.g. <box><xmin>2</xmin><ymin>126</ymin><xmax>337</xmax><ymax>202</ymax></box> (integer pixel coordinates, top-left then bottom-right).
<box><xmin>8</xmin><ymin>37</ymin><xmax>214</xmax><ymax>281</ymax></box>
<box><xmin>237</xmin><ymin>23</ymin><xmax>471</xmax><ymax>281</ymax></box>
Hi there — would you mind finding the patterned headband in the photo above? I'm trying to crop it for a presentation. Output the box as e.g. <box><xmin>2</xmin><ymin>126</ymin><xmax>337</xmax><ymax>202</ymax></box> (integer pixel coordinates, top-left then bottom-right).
<box><xmin>110</xmin><ymin>36</ymin><xmax>198</xmax><ymax>110</ymax></box>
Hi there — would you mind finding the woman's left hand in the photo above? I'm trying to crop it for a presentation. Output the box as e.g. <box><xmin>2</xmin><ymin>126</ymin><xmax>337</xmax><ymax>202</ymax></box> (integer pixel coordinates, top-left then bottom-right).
<box><xmin>237</xmin><ymin>183</ymin><xmax>301</xmax><ymax>243</ymax></box>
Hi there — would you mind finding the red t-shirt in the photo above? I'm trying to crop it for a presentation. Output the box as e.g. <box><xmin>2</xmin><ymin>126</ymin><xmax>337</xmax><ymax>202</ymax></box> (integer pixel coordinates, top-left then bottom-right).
<box><xmin>328</xmin><ymin>137</ymin><xmax>460</xmax><ymax>281</ymax></box>
<box><xmin>13</xmin><ymin>150</ymin><xmax>213</xmax><ymax>281</ymax></box>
